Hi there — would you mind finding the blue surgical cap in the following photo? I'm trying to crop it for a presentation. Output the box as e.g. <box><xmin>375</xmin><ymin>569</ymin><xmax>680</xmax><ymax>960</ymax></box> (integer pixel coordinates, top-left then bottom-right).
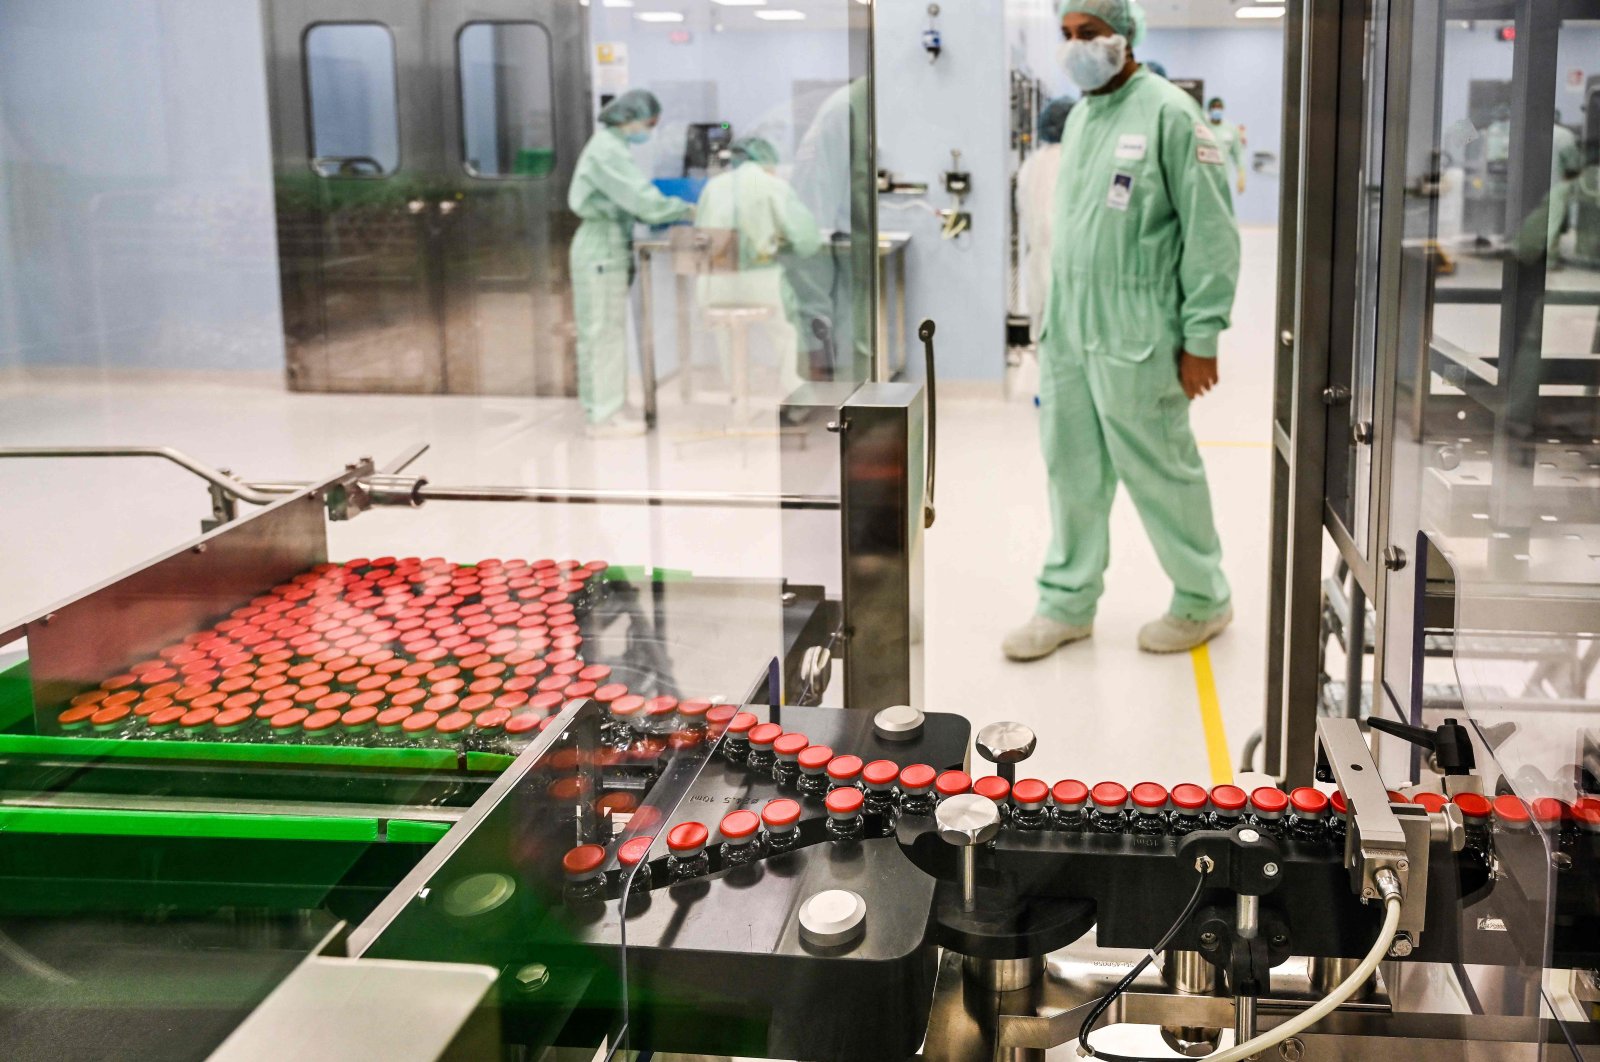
<box><xmin>1057</xmin><ymin>0</ymin><xmax>1147</xmax><ymax>47</ymax></box>
<box><xmin>1037</xmin><ymin>98</ymin><xmax>1075</xmax><ymax>145</ymax></box>
<box><xmin>598</xmin><ymin>89</ymin><xmax>662</xmax><ymax>127</ymax></box>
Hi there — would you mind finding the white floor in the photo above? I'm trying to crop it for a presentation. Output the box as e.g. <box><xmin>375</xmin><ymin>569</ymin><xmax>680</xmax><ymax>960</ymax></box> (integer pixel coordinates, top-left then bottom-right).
<box><xmin>0</xmin><ymin>226</ymin><xmax>1282</xmax><ymax>801</ymax></box>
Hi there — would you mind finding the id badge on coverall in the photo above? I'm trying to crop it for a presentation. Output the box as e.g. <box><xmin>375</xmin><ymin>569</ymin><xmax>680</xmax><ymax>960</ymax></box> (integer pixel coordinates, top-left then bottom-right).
<box><xmin>1107</xmin><ymin>133</ymin><xmax>1145</xmax><ymax>211</ymax></box>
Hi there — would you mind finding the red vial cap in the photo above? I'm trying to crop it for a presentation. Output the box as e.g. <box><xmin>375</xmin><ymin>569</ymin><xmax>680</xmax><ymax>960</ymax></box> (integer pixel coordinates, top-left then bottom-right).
<box><xmin>1171</xmin><ymin>783</ymin><xmax>1209</xmax><ymax>811</ymax></box>
<box><xmin>1210</xmin><ymin>785</ymin><xmax>1248</xmax><ymax>812</ymax></box>
<box><xmin>827</xmin><ymin>755</ymin><xmax>864</xmax><ymax>782</ymax></box>
<box><xmin>618</xmin><ymin>835</ymin><xmax>655</xmax><ymax>866</ymax></box>
<box><xmin>303</xmin><ymin>709</ymin><xmax>341</xmax><ymax>732</ymax></box>
<box><xmin>900</xmin><ymin>763</ymin><xmax>937</xmax><ymax>792</ymax></box>
<box><xmin>749</xmin><ymin>722</ymin><xmax>784</xmax><ymax>748</ymax></box>
<box><xmin>678</xmin><ymin>699</ymin><xmax>712</xmax><ymax>719</ymax></box>
<box><xmin>214</xmin><ymin>707</ymin><xmax>253</xmax><ymax>729</ymax></box>
<box><xmin>149</xmin><ymin>705</ymin><xmax>186</xmax><ymax>728</ymax></box>
<box><xmin>1453</xmin><ymin>793</ymin><xmax>1492</xmax><ymax>820</ymax></box>
<box><xmin>936</xmin><ymin>770</ymin><xmax>973</xmax><ymax>798</ymax></box>
<box><xmin>1052</xmin><ymin>779</ymin><xmax>1089</xmax><ymax>807</ymax></box>
<box><xmin>1290</xmin><ymin>787</ymin><xmax>1330</xmax><ymax>816</ymax></box>
<box><xmin>798</xmin><ymin>745</ymin><xmax>835</xmax><ymax>771</ymax></box>
<box><xmin>1532</xmin><ymin>797</ymin><xmax>1567</xmax><ymax>825</ymax></box>
<box><xmin>645</xmin><ymin>696</ymin><xmax>678</xmax><ymax>718</ymax></box>
<box><xmin>530</xmin><ymin>691</ymin><xmax>564</xmax><ymax>713</ymax></box>
<box><xmin>564</xmin><ymin>680</ymin><xmax>598</xmax><ymax>701</ymax></box>
<box><xmin>727</xmin><ymin>712</ymin><xmax>758</xmax><ymax>736</ymax></box>
<box><xmin>375</xmin><ymin>706</ymin><xmax>412</xmax><ymax>729</ymax></box>
<box><xmin>974</xmin><ymin>776</ymin><xmax>1012</xmax><ymax>803</ymax></box>
<box><xmin>1131</xmin><ymin>782</ymin><xmax>1169</xmax><ymax>810</ymax></box>
<box><xmin>342</xmin><ymin>705</ymin><xmax>380</xmax><ymax>728</ymax></box>
<box><xmin>1013</xmin><ymin>778</ymin><xmax>1050</xmax><ymax>807</ymax></box>
<box><xmin>505</xmin><ymin>713</ymin><xmax>541</xmax><ymax>735</ymax></box>
<box><xmin>1250</xmin><ymin>787</ymin><xmax>1288</xmax><ymax>815</ymax></box>
<box><xmin>1387</xmin><ymin>790</ymin><xmax>1411</xmax><ymax>804</ymax></box>
<box><xmin>863</xmin><ymin>759</ymin><xmax>901</xmax><ymax>789</ymax></box>
<box><xmin>58</xmin><ymin>704</ymin><xmax>99</xmax><ymax>727</ymax></box>
<box><xmin>667</xmin><ymin>821</ymin><xmax>709</xmax><ymax>854</ymax></box>
<box><xmin>1330</xmin><ymin>791</ymin><xmax>1349</xmax><ymax>817</ymax></box>
<box><xmin>270</xmin><ymin>707</ymin><xmax>309</xmax><ymax>730</ymax></box>
<box><xmin>402</xmin><ymin>710</ymin><xmax>441</xmax><ymax>733</ymax></box>
<box><xmin>720</xmin><ymin>810</ymin><xmax>761</xmax><ymax>841</ymax></box>
<box><xmin>563</xmin><ymin>843</ymin><xmax>607</xmax><ymax>879</ymax></box>
<box><xmin>1493</xmin><ymin>794</ymin><xmax>1530</xmax><ymax>824</ymax></box>
<box><xmin>1091</xmin><ymin>781</ymin><xmax>1129</xmax><ymax>809</ymax></box>
<box><xmin>436</xmin><ymin>711</ymin><xmax>474</xmax><ymax>735</ymax></box>
<box><xmin>1412</xmin><ymin>792</ymin><xmax>1449</xmax><ymax>813</ymax></box>
<box><xmin>1573</xmin><ymin>798</ymin><xmax>1600</xmax><ymax>832</ymax></box>
<box><xmin>706</xmin><ymin>704</ymin><xmax>738</xmax><ymax>726</ymax></box>
<box><xmin>775</xmin><ymin>732</ymin><xmax>811</xmax><ymax>758</ymax></box>
<box><xmin>92</xmin><ymin>704</ymin><xmax>134</xmax><ymax>727</ymax></box>
<box><xmin>475</xmin><ymin>708</ymin><xmax>511</xmax><ymax>730</ymax></box>
<box><xmin>763</xmin><ymin>798</ymin><xmax>802</xmax><ymax>829</ymax></box>
<box><xmin>611</xmin><ymin>694</ymin><xmax>645</xmax><ymax>717</ymax></box>
<box><xmin>178</xmin><ymin>706</ymin><xmax>218</xmax><ymax>728</ymax></box>
<box><xmin>826</xmin><ymin>786</ymin><xmax>865</xmax><ymax>816</ymax></box>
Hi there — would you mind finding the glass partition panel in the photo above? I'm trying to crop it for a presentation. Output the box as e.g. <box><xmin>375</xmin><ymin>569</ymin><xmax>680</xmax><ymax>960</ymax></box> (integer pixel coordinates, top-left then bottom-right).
<box><xmin>0</xmin><ymin>0</ymin><xmax>875</xmax><ymax>1055</ymax></box>
<box><xmin>1378</xmin><ymin>2</ymin><xmax>1600</xmax><ymax>1050</ymax></box>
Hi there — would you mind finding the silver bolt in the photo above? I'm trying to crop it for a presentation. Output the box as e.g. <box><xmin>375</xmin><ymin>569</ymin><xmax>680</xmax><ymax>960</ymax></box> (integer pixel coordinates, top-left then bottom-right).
<box><xmin>1397</xmin><ymin>858</ymin><xmax>1409</xmax><ymax>871</ymax></box>
<box><xmin>514</xmin><ymin>962</ymin><xmax>550</xmax><ymax>992</ymax></box>
<box><xmin>1194</xmin><ymin>855</ymin><xmax>1216</xmax><ymax>874</ymax></box>
<box><xmin>192</xmin><ymin>543</ymin><xmax>207</xmax><ymax>554</ymax></box>
<box><xmin>1388</xmin><ymin>932</ymin><xmax>1414</xmax><ymax>959</ymax></box>
<box><xmin>1280</xmin><ymin>329</ymin><xmax>1294</xmax><ymax>347</ymax></box>
<box><xmin>1263</xmin><ymin>862</ymin><xmax>1280</xmax><ymax>878</ymax></box>
<box><xmin>40</xmin><ymin>613</ymin><xmax>55</xmax><ymax>626</ymax></box>
<box><xmin>1239</xmin><ymin>828</ymin><xmax>1261</xmax><ymax>843</ymax></box>
<box><xmin>1383</xmin><ymin>545</ymin><xmax>1407</xmax><ymax>571</ymax></box>
<box><xmin>1363</xmin><ymin>887</ymin><xmax>1377</xmax><ymax>899</ymax></box>
<box><xmin>1279</xmin><ymin>1037</ymin><xmax>1305</xmax><ymax>1061</ymax></box>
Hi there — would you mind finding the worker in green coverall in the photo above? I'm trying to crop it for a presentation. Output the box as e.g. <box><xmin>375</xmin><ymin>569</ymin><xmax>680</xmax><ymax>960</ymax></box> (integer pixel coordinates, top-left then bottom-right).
<box><xmin>1003</xmin><ymin>0</ymin><xmax>1240</xmax><ymax>660</ymax></box>
<box><xmin>1206</xmin><ymin>97</ymin><xmax>1248</xmax><ymax>197</ymax></box>
<box><xmin>568</xmin><ymin>89</ymin><xmax>693</xmax><ymax>438</ymax></box>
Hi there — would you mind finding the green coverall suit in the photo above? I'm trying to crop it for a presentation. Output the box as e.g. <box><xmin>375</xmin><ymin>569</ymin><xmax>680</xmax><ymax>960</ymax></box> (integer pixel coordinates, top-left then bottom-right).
<box><xmin>1209</xmin><ymin>117</ymin><xmax>1247</xmax><ymax>192</ymax></box>
<box><xmin>695</xmin><ymin>159</ymin><xmax>824</xmax><ymax>396</ymax></box>
<box><xmin>1036</xmin><ymin>67</ymin><xmax>1240</xmax><ymax>626</ymax></box>
<box><xmin>567</xmin><ymin>128</ymin><xmax>692</xmax><ymax>424</ymax></box>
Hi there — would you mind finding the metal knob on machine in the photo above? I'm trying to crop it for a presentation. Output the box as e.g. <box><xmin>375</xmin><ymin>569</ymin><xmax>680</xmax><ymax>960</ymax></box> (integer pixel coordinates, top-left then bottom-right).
<box><xmin>799</xmin><ymin>889</ymin><xmax>867</xmax><ymax>948</ymax></box>
<box><xmin>975</xmin><ymin>721</ymin><xmax>1037</xmax><ymax>783</ymax></box>
<box><xmin>874</xmin><ymin>704</ymin><xmax>925</xmax><ymax>742</ymax></box>
<box><xmin>936</xmin><ymin>793</ymin><xmax>1002</xmax><ymax>913</ymax></box>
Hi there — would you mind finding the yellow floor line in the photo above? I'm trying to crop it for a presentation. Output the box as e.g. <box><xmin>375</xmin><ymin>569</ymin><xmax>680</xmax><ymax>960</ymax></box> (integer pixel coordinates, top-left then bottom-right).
<box><xmin>1191</xmin><ymin>643</ymin><xmax>1234</xmax><ymax>786</ymax></box>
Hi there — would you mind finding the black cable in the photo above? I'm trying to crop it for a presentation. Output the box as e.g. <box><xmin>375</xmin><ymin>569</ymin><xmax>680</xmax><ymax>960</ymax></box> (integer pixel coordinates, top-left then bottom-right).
<box><xmin>1077</xmin><ymin>867</ymin><xmax>1211</xmax><ymax>1062</ymax></box>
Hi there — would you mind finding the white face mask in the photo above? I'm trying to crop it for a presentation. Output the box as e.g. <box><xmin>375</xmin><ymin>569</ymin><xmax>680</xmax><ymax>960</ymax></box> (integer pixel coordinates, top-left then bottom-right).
<box><xmin>1060</xmin><ymin>33</ymin><xmax>1128</xmax><ymax>92</ymax></box>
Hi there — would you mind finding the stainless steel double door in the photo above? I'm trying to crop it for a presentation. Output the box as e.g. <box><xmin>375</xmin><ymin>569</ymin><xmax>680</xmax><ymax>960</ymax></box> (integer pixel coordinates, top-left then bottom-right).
<box><xmin>265</xmin><ymin>0</ymin><xmax>589</xmax><ymax>394</ymax></box>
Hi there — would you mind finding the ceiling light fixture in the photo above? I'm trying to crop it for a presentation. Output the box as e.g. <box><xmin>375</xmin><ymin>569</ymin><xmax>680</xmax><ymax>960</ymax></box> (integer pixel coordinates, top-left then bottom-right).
<box><xmin>636</xmin><ymin>10</ymin><xmax>686</xmax><ymax>20</ymax></box>
<box><xmin>1235</xmin><ymin>5</ymin><xmax>1286</xmax><ymax>17</ymax></box>
<box><xmin>711</xmin><ymin>0</ymin><xmax>767</xmax><ymax>6</ymax></box>
<box><xmin>754</xmin><ymin>8</ymin><xmax>806</xmax><ymax>18</ymax></box>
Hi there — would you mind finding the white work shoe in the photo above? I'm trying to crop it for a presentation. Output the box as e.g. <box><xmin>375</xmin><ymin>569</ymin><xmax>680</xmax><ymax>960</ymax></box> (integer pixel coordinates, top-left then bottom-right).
<box><xmin>1002</xmin><ymin>615</ymin><xmax>1093</xmax><ymax>661</ymax></box>
<box><xmin>586</xmin><ymin>416</ymin><xmax>647</xmax><ymax>439</ymax></box>
<box><xmin>1137</xmin><ymin>606</ymin><xmax>1234</xmax><ymax>654</ymax></box>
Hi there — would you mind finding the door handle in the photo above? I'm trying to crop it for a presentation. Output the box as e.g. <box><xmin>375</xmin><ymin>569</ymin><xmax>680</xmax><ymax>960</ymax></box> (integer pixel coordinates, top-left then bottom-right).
<box><xmin>919</xmin><ymin>319</ymin><xmax>938</xmax><ymax>529</ymax></box>
<box><xmin>437</xmin><ymin>200</ymin><xmax>458</xmax><ymax>215</ymax></box>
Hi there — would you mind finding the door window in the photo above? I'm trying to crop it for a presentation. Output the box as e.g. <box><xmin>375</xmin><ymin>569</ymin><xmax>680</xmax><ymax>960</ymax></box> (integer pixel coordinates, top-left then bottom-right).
<box><xmin>457</xmin><ymin>22</ymin><xmax>556</xmax><ymax>179</ymax></box>
<box><xmin>305</xmin><ymin>23</ymin><xmax>401</xmax><ymax>177</ymax></box>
